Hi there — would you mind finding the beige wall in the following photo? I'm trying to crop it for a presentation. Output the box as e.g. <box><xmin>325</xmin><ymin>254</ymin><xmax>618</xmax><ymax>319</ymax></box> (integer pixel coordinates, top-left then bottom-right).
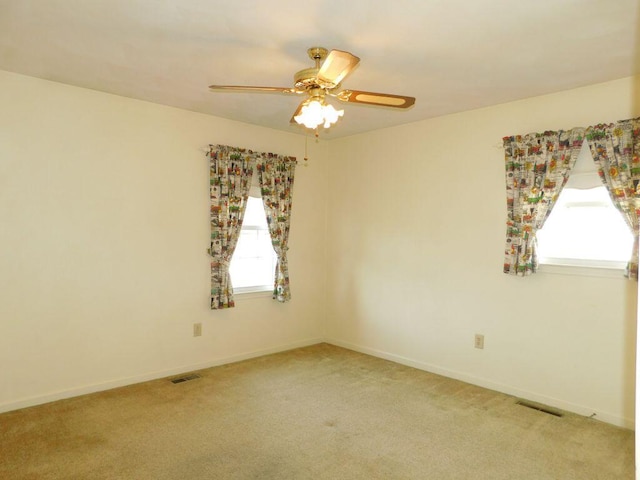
<box><xmin>0</xmin><ymin>70</ymin><xmax>328</xmax><ymax>412</ymax></box>
<box><xmin>1</xmin><ymin>68</ymin><xmax>637</xmax><ymax>429</ymax></box>
<box><xmin>325</xmin><ymin>76</ymin><xmax>639</xmax><ymax>428</ymax></box>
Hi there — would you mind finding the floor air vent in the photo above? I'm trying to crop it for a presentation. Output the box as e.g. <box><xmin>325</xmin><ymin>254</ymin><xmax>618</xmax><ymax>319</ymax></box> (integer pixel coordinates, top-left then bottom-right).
<box><xmin>516</xmin><ymin>400</ymin><xmax>563</xmax><ymax>417</ymax></box>
<box><xmin>170</xmin><ymin>374</ymin><xmax>201</xmax><ymax>384</ymax></box>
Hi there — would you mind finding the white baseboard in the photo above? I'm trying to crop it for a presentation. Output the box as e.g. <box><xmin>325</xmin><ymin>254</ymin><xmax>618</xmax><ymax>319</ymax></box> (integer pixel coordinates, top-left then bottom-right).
<box><xmin>3</xmin><ymin>337</ymin><xmax>632</xmax><ymax>430</ymax></box>
<box><xmin>326</xmin><ymin>338</ymin><xmax>634</xmax><ymax>430</ymax></box>
<box><xmin>0</xmin><ymin>337</ymin><xmax>324</xmax><ymax>414</ymax></box>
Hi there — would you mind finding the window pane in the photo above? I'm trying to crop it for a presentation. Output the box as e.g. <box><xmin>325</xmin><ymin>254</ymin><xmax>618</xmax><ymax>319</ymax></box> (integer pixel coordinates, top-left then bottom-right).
<box><xmin>229</xmin><ymin>197</ymin><xmax>276</xmax><ymax>290</ymax></box>
<box><xmin>537</xmin><ymin>186</ymin><xmax>633</xmax><ymax>264</ymax></box>
<box><xmin>242</xmin><ymin>196</ymin><xmax>269</xmax><ymax>227</ymax></box>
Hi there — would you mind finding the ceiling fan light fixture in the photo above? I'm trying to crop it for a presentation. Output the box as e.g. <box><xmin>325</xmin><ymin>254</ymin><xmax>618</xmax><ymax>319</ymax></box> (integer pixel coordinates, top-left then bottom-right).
<box><xmin>294</xmin><ymin>98</ymin><xmax>344</xmax><ymax>130</ymax></box>
<box><xmin>321</xmin><ymin>103</ymin><xmax>344</xmax><ymax>128</ymax></box>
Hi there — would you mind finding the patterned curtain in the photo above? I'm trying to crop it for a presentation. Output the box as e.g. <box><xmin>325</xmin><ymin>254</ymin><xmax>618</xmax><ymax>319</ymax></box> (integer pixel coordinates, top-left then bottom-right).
<box><xmin>209</xmin><ymin>145</ymin><xmax>254</xmax><ymax>309</ymax></box>
<box><xmin>256</xmin><ymin>153</ymin><xmax>297</xmax><ymax>302</ymax></box>
<box><xmin>585</xmin><ymin>118</ymin><xmax>640</xmax><ymax>280</ymax></box>
<box><xmin>503</xmin><ymin>128</ymin><xmax>585</xmax><ymax>276</ymax></box>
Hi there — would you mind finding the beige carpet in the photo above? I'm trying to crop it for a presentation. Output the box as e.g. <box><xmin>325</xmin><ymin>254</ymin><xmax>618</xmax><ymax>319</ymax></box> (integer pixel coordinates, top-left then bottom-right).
<box><xmin>0</xmin><ymin>343</ymin><xmax>633</xmax><ymax>479</ymax></box>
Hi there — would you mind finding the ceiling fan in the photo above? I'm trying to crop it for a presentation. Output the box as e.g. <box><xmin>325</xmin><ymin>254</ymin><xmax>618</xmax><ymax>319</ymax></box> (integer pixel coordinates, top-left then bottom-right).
<box><xmin>208</xmin><ymin>47</ymin><xmax>415</xmax><ymax>134</ymax></box>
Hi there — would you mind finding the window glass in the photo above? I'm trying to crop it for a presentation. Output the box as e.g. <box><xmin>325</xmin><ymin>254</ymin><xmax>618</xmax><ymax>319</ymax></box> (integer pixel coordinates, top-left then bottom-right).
<box><xmin>537</xmin><ymin>186</ymin><xmax>633</xmax><ymax>267</ymax></box>
<box><xmin>229</xmin><ymin>196</ymin><xmax>277</xmax><ymax>292</ymax></box>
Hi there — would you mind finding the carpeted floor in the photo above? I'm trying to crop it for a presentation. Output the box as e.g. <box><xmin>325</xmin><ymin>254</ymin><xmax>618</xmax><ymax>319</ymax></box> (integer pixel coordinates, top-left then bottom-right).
<box><xmin>0</xmin><ymin>343</ymin><xmax>634</xmax><ymax>479</ymax></box>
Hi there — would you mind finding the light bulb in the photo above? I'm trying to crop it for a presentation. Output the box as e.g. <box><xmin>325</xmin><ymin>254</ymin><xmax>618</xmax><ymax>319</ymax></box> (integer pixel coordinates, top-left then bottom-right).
<box><xmin>294</xmin><ymin>99</ymin><xmax>344</xmax><ymax>130</ymax></box>
<box><xmin>295</xmin><ymin>100</ymin><xmax>325</xmax><ymax>129</ymax></box>
<box><xmin>321</xmin><ymin>104</ymin><xmax>344</xmax><ymax>128</ymax></box>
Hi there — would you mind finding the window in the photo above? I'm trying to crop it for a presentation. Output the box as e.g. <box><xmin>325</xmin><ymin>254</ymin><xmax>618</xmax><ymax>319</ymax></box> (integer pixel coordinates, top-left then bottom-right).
<box><xmin>536</xmin><ymin>143</ymin><xmax>633</xmax><ymax>270</ymax></box>
<box><xmin>229</xmin><ymin>181</ymin><xmax>277</xmax><ymax>294</ymax></box>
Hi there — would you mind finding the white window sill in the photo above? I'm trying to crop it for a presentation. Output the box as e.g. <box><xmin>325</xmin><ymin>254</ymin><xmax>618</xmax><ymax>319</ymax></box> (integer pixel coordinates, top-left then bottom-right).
<box><xmin>233</xmin><ymin>287</ymin><xmax>273</xmax><ymax>299</ymax></box>
<box><xmin>538</xmin><ymin>262</ymin><xmax>626</xmax><ymax>279</ymax></box>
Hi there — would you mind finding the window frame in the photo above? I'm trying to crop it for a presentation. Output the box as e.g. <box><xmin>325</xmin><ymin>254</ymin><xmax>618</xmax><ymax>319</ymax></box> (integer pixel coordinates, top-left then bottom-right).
<box><xmin>535</xmin><ymin>143</ymin><xmax>632</xmax><ymax>278</ymax></box>
<box><xmin>229</xmin><ymin>189</ymin><xmax>277</xmax><ymax>296</ymax></box>
<box><xmin>537</xmin><ymin>263</ymin><xmax>627</xmax><ymax>279</ymax></box>
<box><xmin>537</xmin><ymin>187</ymin><xmax>632</xmax><ymax>276</ymax></box>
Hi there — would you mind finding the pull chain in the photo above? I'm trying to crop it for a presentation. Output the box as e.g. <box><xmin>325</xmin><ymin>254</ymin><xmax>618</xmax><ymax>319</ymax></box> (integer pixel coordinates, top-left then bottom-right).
<box><xmin>303</xmin><ymin>135</ymin><xmax>309</xmax><ymax>166</ymax></box>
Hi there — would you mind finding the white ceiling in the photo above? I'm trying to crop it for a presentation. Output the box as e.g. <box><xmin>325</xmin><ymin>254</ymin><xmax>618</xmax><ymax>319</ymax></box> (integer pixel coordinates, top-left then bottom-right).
<box><xmin>1</xmin><ymin>0</ymin><xmax>639</xmax><ymax>138</ymax></box>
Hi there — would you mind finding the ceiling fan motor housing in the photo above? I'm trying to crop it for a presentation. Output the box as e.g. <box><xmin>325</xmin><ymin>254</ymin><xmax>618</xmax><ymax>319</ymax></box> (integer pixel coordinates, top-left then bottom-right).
<box><xmin>294</xmin><ymin>68</ymin><xmax>337</xmax><ymax>91</ymax></box>
<box><xmin>293</xmin><ymin>47</ymin><xmax>338</xmax><ymax>91</ymax></box>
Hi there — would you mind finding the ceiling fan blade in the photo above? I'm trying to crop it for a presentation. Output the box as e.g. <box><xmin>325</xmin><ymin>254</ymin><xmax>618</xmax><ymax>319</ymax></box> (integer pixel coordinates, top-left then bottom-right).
<box><xmin>317</xmin><ymin>50</ymin><xmax>360</xmax><ymax>87</ymax></box>
<box><xmin>209</xmin><ymin>85</ymin><xmax>299</xmax><ymax>94</ymax></box>
<box><xmin>290</xmin><ymin>100</ymin><xmax>305</xmax><ymax>124</ymax></box>
<box><xmin>335</xmin><ymin>89</ymin><xmax>415</xmax><ymax>109</ymax></box>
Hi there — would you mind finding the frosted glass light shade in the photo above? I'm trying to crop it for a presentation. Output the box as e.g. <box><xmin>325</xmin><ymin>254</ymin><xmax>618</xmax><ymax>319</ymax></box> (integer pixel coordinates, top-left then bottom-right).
<box><xmin>294</xmin><ymin>99</ymin><xmax>344</xmax><ymax>129</ymax></box>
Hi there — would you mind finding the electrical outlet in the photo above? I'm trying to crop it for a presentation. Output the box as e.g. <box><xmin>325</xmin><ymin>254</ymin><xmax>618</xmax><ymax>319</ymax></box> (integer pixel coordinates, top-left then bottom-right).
<box><xmin>474</xmin><ymin>334</ymin><xmax>484</xmax><ymax>349</ymax></box>
<box><xmin>193</xmin><ymin>323</ymin><xmax>202</xmax><ymax>337</ymax></box>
